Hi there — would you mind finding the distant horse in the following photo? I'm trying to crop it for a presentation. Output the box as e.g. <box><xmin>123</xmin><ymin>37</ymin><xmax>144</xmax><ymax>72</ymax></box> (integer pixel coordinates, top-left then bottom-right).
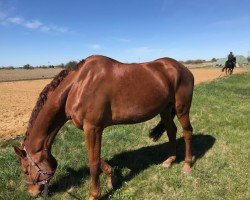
<box><xmin>222</xmin><ymin>58</ymin><xmax>236</xmax><ymax>75</ymax></box>
<box><xmin>13</xmin><ymin>55</ymin><xmax>194</xmax><ymax>200</ymax></box>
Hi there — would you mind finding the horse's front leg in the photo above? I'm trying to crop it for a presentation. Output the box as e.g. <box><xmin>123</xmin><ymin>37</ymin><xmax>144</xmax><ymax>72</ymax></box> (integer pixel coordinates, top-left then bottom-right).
<box><xmin>84</xmin><ymin>123</ymin><xmax>103</xmax><ymax>200</ymax></box>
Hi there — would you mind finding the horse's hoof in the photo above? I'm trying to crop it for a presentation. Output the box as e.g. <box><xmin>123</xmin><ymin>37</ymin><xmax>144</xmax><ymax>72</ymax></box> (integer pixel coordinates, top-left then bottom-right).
<box><xmin>107</xmin><ymin>179</ymin><xmax>113</xmax><ymax>190</ymax></box>
<box><xmin>89</xmin><ymin>195</ymin><xmax>98</xmax><ymax>200</ymax></box>
<box><xmin>107</xmin><ymin>173</ymin><xmax>117</xmax><ymax>190</ymax></box>
<box><xmin>107</xmin><ymin>177</ymin><xmax>113</xmax><ymax>190</ymax></box>
<box><xmin>162</xmin><ymin>161</ymin><xmax>172</xmax><ymax>169</ymax></box>
<box><xmin>162</xmin><ymin>156</ymin><xmax>176</xmax><ymax>169</ymax></box>
<box><xmin>182</xmin><ymin>163</ymin><xmax>192</xmax><ymax>175</ymax></box>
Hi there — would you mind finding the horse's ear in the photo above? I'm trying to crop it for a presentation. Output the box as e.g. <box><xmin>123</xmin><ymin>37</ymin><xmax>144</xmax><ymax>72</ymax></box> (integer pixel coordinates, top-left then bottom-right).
<box><xmin>13</xmin><ymin>146</ymin><xmax>26</xmax><ymax>158</ymax></box>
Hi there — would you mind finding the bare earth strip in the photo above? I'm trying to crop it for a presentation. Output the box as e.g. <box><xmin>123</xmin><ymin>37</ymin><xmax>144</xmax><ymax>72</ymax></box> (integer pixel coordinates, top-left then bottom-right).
<box><xmin>0</xmin><ymin>68</ymin><xmax>63</xmax><ymax>82</ymax></box>
<box><xmin>0</xmin><ymin>67</ymin><xmax>249</xmax><ymax>140</ymax></box>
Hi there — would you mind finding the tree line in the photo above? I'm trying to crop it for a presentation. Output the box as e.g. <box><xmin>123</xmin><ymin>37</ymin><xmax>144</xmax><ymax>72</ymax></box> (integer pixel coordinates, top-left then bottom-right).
<box><xmin>0</xmin><ymin>61</ymin><xmax>78</xmax><ymax>70</ymax></box>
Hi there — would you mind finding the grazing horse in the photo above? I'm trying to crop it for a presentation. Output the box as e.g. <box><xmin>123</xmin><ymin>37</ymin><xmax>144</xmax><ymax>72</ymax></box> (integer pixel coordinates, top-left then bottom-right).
<box><xmin>13</xmin><ymin>55</ymin><xmax>194</xmax><ymax>200</ymax></box>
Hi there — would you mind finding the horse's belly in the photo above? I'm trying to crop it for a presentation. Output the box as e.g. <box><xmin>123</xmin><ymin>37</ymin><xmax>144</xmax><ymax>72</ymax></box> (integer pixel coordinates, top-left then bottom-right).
<box><xmin>111</xmin><ymin>94</ymin><xmax>169</xmax><ymax>124</ymax></box>
<box><xmin>111</xmin><ymin>108</ymin><xmax>162</xmax><ymax>124</ymax></box>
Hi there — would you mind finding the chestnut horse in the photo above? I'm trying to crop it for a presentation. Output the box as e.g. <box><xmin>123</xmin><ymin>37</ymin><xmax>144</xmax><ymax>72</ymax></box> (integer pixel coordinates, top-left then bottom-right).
<box><xmin>14</xmin><ymin>55</ymin><xmax>194</xmax><ymax>200</ymax></box>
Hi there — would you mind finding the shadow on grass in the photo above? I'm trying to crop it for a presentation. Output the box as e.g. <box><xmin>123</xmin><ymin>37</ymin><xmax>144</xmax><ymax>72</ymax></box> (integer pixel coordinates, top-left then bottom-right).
<box><xmin>49</xmin><ymin>167</ymin><xmax>90</xmax><ymax>196</ymax></box>
<box><xmin>49</xmin><ymin>133</ymin><xmax>215</xmax><ymax>199</ymax></box>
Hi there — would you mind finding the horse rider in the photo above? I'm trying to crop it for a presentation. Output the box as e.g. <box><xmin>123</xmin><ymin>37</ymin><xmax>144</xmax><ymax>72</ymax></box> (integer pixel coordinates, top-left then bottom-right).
<box><xmin>228</xmin><ymin>52</ymin><xmax>236</xmax><ymax>65</ymax></box>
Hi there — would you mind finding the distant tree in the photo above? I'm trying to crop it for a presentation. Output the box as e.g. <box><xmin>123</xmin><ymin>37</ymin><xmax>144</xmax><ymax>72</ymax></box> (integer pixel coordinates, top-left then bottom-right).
<box><xmin>0</xmin><ymin>66</ymin><xmax>15</xmax><ymax>70</ymax></box>
<box><xmin>247</xmin><ymin>57</ymin><xmax>250</xmax><ymax>63</ymax></box>
<box><xmin>211</xmin><ymin>58</ymin><xmax>217</xmax><ymax>62</ymax></box>
<box><xmin>23</xmin><ymin>64</ymin><xmax>34</xmax><ymax>69</ymax></box>
<box><xmin>184</xmin><ymin>59</ymin><xmax>205</xmax><ymax>64</ymax></box>
<box><xmin>65</xmin><ymin>61</ymin><xmax>77</xmax><ymax>69</ymax></box>
<box><xmin>55</xmin><ymin>63</ymin><xmax>65</xmax><ymax>68</ymax></box>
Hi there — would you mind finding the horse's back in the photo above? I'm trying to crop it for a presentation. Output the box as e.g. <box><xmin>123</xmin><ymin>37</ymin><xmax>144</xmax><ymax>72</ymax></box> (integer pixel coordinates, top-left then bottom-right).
<box><xmin>82</xmin><ymin>55</ymin><xmax>193</xmax><ymax>91</ymax></box>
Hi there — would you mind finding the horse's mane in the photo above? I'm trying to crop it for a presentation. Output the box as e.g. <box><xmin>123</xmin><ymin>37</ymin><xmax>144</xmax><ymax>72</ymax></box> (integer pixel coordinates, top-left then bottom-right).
<box><xmin>26</xmin><ymin>59</ymin><xmax>85</xmax><ymax>133</ymax></box>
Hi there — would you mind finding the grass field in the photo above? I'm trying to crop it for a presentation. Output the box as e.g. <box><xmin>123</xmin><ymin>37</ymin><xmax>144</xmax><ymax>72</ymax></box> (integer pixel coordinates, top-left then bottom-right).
<box><xmin>0</xmin><ymin>72</ymin><xmax>249</xmax><ymax>200</ymax></box>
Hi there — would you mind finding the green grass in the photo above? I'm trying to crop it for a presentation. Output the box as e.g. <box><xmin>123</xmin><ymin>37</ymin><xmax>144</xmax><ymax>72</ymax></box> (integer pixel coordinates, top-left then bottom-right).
<box><xmin>1</xmin><ymin>72</ymin><xmax>250</xmax><ymax>200</ymax></box>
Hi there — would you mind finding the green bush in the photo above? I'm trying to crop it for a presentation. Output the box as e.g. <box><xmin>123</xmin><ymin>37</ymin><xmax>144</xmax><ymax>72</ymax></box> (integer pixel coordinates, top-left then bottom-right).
<box><xmin>22</xmin><ymin>64</ymin><xmax>34</xmax><ymax>70</ymax></box>
<box><xmin>65</xmin><ymin>61</ymin><xmax>77</xmax><ymax>69</ymax></box>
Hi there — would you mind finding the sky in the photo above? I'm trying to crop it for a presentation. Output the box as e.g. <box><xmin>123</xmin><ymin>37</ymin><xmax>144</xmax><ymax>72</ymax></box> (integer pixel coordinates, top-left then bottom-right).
<box><xmin>0</xmin><ymin>0</ymin><xmax>250</xmax><ymax>67</ymax></box>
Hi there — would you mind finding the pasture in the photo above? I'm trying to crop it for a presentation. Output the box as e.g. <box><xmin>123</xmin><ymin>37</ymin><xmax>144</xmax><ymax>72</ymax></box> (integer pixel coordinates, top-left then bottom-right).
<box><xmin>0</xmin><ymin>71</ymin><xmax>249</xmax><ymax>199</ymax></box>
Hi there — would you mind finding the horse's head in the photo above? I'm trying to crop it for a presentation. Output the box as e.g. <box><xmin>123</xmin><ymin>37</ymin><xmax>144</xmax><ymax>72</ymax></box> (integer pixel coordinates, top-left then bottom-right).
<box><xmin>13</xmin><ymin>146</ymin><xmax>57</xmax><ymax>197</ymax></box>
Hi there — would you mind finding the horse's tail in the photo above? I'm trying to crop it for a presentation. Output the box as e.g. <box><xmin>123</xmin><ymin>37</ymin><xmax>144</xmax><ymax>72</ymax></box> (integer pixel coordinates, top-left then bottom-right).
<box><xmin>149</xmin><ymin>121</ymin><xmax>166</xmax><ymax>141</ymax></box>
<box><xmin>149</xmin><ymin>107</ymin><xmax>176</xmax><ymax>141</ymax></box>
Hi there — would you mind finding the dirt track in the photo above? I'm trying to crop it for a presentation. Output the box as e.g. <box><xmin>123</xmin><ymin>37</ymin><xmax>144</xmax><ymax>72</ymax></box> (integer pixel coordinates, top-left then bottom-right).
<box><xmin>0</xmin><ymin>67</ymin><xmax>249</xmax><ymax>140</ymax></box>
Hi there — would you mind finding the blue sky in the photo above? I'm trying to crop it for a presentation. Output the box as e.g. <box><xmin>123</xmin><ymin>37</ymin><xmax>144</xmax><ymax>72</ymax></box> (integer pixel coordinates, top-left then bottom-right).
<box><xmin>0</xmin><ymin>0</ymin><xmax>250</xmax><ymax>66</ymax></box>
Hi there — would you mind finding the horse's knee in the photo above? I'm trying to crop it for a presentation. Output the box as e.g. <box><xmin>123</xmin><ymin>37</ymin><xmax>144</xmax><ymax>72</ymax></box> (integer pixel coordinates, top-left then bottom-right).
<box><xmin>183</xmin><ymin>124</ymin><xmax>193</xmax><ymax>133</ymax></box>
<box><xmin>175</xmin><ymin>104</ymin><xmax>187</xmax><ymax>119</ymax></box>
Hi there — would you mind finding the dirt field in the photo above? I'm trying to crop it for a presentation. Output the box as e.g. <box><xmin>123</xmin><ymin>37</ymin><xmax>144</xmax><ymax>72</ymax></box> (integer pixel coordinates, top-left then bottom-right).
<box><xmin>0</xmin><ymin>67</ymin><xmax>249</xmax><ymax>140</ymax></box>
<box><xmin>0</xmin><ymin>68</ymin><xmax>63</xmax><ymax>82</ymax></box>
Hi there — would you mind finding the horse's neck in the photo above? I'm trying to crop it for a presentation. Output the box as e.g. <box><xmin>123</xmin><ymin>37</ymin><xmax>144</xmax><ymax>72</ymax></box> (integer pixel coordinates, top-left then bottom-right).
<box><xmin>24</xmin><ymin>86</ymin><xmax>69</xmax><ymax>155</ymax></box>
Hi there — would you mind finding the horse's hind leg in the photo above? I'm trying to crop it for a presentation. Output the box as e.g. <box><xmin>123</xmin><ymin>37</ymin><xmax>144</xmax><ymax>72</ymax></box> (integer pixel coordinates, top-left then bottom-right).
<box><xmin>160</xmin><ymin>105</ymin><xmax>177</xmax><ymax>168</ymax></box>
<box><xmin>178</xmin><ymin>114</ymin><xmax>193</xmax><ymax>174</ymax></box>
<box><xmin>175</xmin><ymin>103</ymin><xmax>193</xmax><ymax>174</ymax></box>
<box><xmin>174</xmin><ymin>84</ymin><xmax>194</xmax><ymax>174</ymax></box>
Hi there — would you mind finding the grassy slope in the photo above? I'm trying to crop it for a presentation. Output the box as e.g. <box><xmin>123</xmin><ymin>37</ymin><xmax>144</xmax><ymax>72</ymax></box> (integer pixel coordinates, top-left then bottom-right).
<box><xmin>0</xmin><ymin>72</ymin><xmax>249</xmax><ymax>200</ymax></box>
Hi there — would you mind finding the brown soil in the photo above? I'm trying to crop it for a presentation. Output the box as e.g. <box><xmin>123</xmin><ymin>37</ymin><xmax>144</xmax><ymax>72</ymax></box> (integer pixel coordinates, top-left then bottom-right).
<box><xmin>0</xmin><ymin>67</ymin><xmax>249</xmax><ymax>141</ymax></box>
<box><xmin>0</xmin><ymin>68</ymin><xmax>63</xmax><ymax>82</ymax></box>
